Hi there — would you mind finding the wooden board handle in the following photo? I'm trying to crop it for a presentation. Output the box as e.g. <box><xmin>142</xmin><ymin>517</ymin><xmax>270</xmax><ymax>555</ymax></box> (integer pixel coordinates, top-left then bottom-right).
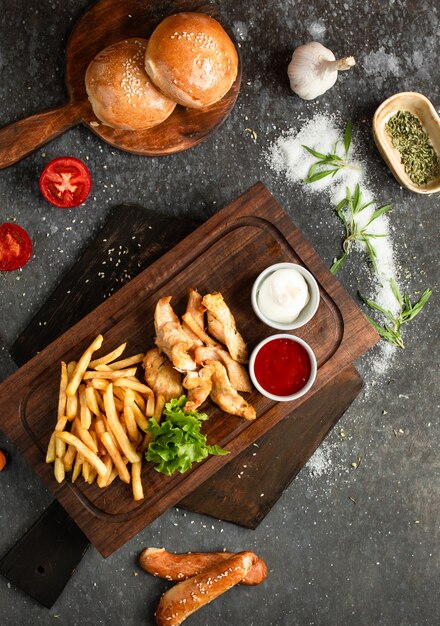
<box><xmin>0</xmin><ymin>101</ymin><xmax>86</xmax><ymax>169</ymax></box>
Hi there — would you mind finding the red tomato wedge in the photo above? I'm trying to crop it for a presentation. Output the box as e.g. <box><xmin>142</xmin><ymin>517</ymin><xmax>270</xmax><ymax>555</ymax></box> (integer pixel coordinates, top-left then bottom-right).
<box><xmin>39</xmin><ymin>157</ymin><xmax>92</xmax><ymax>208</ymax></box>
<box><xmin>0</xmin><ymin>223</ymin><xmax>32</xmax><ymax>271</ymax></box>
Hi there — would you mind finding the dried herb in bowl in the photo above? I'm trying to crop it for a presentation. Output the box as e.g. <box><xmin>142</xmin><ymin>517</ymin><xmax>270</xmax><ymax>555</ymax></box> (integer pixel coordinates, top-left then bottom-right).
<box><xmin>385</xmin><ymin>111</ymin><xmax>440</xmax><ymax>185</ymax></box>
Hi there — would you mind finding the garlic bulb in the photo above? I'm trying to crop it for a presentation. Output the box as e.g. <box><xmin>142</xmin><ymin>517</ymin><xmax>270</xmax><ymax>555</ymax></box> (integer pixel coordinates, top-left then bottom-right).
<box><xmin>288</xmin><ymin>42</ymin><xmax>355</xmax><ymax>100</ymax></box>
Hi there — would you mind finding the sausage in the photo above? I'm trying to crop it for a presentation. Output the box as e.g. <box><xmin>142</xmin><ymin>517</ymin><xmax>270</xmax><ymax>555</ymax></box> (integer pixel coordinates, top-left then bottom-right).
<box><xmin>155</xmin><ymin>551</ymin><xmax>256</xmax><ymax>626</ymax></box>
<box><xmin>139</xmin><ymin>547</ymin><xmax>267</xmax><ymax>586</ymax></box>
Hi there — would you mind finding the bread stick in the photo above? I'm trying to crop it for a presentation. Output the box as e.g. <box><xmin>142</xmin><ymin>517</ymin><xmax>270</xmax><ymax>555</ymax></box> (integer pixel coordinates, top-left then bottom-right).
<box><xmin>139</xmin><ymin>547</ymin><xmax>267</xmax><ymax>586</ymax></box>
<box><xmin>155</xmin><ymin>551</ymin><xmax>256</xmax><ymax>626</ymax></box>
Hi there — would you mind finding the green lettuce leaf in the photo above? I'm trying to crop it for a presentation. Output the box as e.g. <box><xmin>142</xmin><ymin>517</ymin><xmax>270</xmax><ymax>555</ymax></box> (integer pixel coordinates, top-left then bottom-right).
<box><xmin>145</xmin><ymin>395</ymin><xmax>229</xmax><ymax>476</ymax></box>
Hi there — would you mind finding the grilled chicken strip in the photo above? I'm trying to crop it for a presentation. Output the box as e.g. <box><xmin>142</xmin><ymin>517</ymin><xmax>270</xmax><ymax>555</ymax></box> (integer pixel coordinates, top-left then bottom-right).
<box><xmin>154</xmin><ymin>297</ymin><xmax>197</xmax><ymax>372</ymax></box>
<box><xmin>143</xmin><ymin>347</ymin><xmax>183</xmax><ymax>402</ymax></box>
<box><xmin>207</xmin><ymin>360</ymin><xmax>256</xmax><ymax>421</ymax></box>
<box><xmin>182</xmin><ymin>365</ymin><xmax>214</xmax><ymax>411</ymax></box>
<box><xmin>194</xmin><ymin>346</ymin><xmax>252</xmax><ymax>393</ymax></box>
<box><xmin>182</xmin><ymin>289</ymin><xmax>205</xmax><ymax>347</ymax></box>
<box><xmin>202</xmin><ymin>292</ymin><xmax>248</xmax><ymax>363</ymax></box>
<box><xmin>139</xmin><ymin>547</ymin><xmax>268</xmax><ymax>586</ymax></box>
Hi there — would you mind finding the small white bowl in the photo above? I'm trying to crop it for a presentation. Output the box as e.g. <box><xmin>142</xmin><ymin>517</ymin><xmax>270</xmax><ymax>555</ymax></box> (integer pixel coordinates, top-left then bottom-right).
<box><xmin>251</xmin><ymin>262</ymin><xmax>320</xmax><ymax>330</ymax></box>
<box><xmin>249</xmin><ymin>334</ymin><xmax>317</xmax><ymax>402</ymax></box>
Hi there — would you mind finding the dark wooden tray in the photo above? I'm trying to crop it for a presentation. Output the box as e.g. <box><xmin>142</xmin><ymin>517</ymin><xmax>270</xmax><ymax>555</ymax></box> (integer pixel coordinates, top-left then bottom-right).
<box><xmin>0</xmin><ymin>183</ymin><xmax>378</xmax><ymax>557</ymax></box>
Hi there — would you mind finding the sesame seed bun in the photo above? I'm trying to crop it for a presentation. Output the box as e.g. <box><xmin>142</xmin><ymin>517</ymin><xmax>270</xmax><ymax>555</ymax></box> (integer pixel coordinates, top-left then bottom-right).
<box><xmin>145</xmin><ymin>13</ymin><xmax>238</xmax><ymax>109</ymax></box>
<box><xmin>85</xmin><ymin>39</ymin><xmax>176</xmax><ymax>130</ymax></box>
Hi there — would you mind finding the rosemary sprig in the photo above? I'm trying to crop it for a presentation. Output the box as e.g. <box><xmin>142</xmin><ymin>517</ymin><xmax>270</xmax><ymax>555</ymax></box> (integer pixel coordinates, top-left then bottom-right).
<box><xmin>359</xmin><ymin>279</ymin><xmax>432</xmax><ymax>348</ymax></box>
<box><xmin>303</xmin><ymin>120</ymin><xmax>360</xmax><ymax>183</ymax></box>
<box><xmin>330</xmin><ymin>183</ymin><xmax>392</xmax><ymax>274</ymax></box>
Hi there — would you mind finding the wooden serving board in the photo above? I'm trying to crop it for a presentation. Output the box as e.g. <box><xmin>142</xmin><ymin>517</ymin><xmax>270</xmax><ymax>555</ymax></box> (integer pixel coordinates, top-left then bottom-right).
<box><xmin>0</xmin><ymin>0</ymin><xmax>241</xmax><ymax>168</ymax></box>
<box><xmin>0</xmin><ymin>183</ymin><xmax>378</xmax><ymax>557</ymax></box>
<box><xmin>11</xmin><ymin>204</ymin><xmax>363</xmax><ymax>531</ymax></box>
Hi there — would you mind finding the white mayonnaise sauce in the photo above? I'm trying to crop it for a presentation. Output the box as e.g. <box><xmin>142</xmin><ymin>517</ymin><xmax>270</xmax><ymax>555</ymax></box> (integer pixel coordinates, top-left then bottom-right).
<box><xmin>257</xmin><ymin>268</ymin><xmax>310</xmax><ymax>323</ymax></box>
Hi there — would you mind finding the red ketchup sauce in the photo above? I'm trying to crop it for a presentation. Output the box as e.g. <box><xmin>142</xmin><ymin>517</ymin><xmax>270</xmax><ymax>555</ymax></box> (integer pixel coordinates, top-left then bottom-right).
<box><xmin>254</xmin><ymin>338</ymin><xmax>311</xmax><ymax>396</ymax></box>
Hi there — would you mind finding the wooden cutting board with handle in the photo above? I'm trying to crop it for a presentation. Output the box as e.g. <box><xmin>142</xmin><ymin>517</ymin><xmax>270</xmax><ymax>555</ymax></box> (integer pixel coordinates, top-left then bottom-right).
<box><xmin>0</xmin><ymin>183</ymin><xmax>378</xmax><ymax>558</ymax></box>
<box><xmin>11</xmin><ymin>201</ymin><xmax>364</xmax><ymax>528</ymax></box>
<box><xmin>0</xmin><ymin>0</ymin><xmax>241</xmax><ymax>168</ymax></box>
<box><xmin>1</xmin><ymin>195</ymin><xmax>364</xmax><ymax>606</ymax></box>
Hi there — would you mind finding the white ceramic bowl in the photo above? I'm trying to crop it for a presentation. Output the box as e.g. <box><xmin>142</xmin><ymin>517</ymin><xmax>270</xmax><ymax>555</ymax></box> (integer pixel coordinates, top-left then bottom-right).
<box><xmin>251</xmin><ymin>262</ymin><xmax>320</xmax><ymax>330</ymax></box>
<box><xmin>249</xmin><ymin>334</ymin><xmax>317</xmax><ymax>402</ymax></box>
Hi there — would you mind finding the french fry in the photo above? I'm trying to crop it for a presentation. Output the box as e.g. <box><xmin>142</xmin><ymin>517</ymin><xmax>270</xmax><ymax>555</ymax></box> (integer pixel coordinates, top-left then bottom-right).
<box><xmin>106</xmin><ymin>467</ymin><xmax>119</xmax><ymax>487</ymax></box>
<box><xmin>66</xmin><ymin>361</ymin><xmax>79</xmax><ymax>420</ymax></box>
<box><xmin>96</xmin><ymin>387</ymin><xmax>123</xmax><ymax>412</ymax></box>
<box><xmin>154</xmin><ymin>394</ymin><xmax>166</xmax><ymax>421</ymax></box>
<box><xmin>108</xmin><ymin>354</ymin><xmax>144</xmax><ymax>370</ymax></box>
<box><xmin>46</xmin><ymin>432</ymin><xmax>56</xmax><ymax>463</ymax></box>
<box><xmin>182</xmin><ymin>312</ymin><xmax>217</xmax><ymax>346</ymax></box>
<box><xmin>94</xmin><ymin>418</ymin><xmax>107</xmax><ymax>455</ymax></box>
<box><xmin>100</xmin><ymin>432</ymin><xmax>131</xmax><ymax>484</ymax></box>
<box><xmin>103</xmin><ymin>384</ymin><xmax>140</xmax><ymax>464</ymax></box>
<box><xmin>97</xmin><ymin>455</ymin><xmax>113</xmax><ymax>488</ymax></box>
<box><xmin>132</xmin><ymin>460</ymin><xmax>144</xmax><ymax>501</ymax></box>
<box><xmin>90</xmin><ymin>378</ymin><xmax>109</xmax><ymax>391</ymax></box>
<box><xmin>83</xmin><ymin>367</ymin><xmax>137</xmax><ymax>380</ymax></box>
<box><xmin>66</xmin><ymin>334</ymin><xmax>104</xmax><ymax>397</ymax></box>
<box><xmin>133</xmin><ymin>406</ymin><xmax>150</xmax><ymax>431</ymax></box>
<box><xmin>89</xmin><ymin>342</ymin><xmax>126</xmax><ymax>368</ymax></box>
<box><xmin>119</xmin><ymin>414</ymin><xmax>128</xmax><ymax>436</ymax></box>
<box><xmin>63</xmin><ymin>444</ymin><xmax>76</xmax><ymax>471</ymax></box>
<box><xmin>74</xmin><ymin>418</ymin><xmax>98</xmax><ymax>454</ymax></box>
<box><xmin>87</xmin><ymin>468</ymin><xmax>98</xmax><ymax>485</ymax></box>
<box><xmin>55</xmin><ymin>416</ymin><xmax>68</xmax><ymax>459</ymax></box>
<box><xmin>85</xmin><ymin>385</ymin><xmax>101</xmax><ymax>416</ymax></box>
<box><xmin>101</xmin><ymin>415</ymin><xmax>120</xmax><ymax>451</ymax></box>
<box><xmin>131</xmin><ymin>402</ymin><xmax>150</xmax><ymax>432</ymax></box>
<box><xmin>114</xmin><ymin>386</ymin><xmax>146</xmax><ymax>412</ymax></box>
<box><xmin>82</xmin><ymin>460</ymin><xmax>90</xmax><ymax>482</ymax></box>
<box><xmin>54</xmin><ymin>458</ymin><xmax>65</xmax><ymax>483</ymax></box>
<box><xmin>113</xmin><ymin>378</ymin><xmax>153</xmax><ymax>394</ymax></box>
<box><xmin>145</xmin><ymin>394</ymin><xmax>155</xmax><ymax>417</ymax></box>
<box><xmin>90</xmin><ymin>430</ymin><xmax>99</xmax><ymax>450</ymax></box>
<box><xmin>66</xmin><ymin>391</ymin><xmax>78</xmax><ymax>421</ymax></box>
<box><xmin>57</xmin><ymin>362</ymin><xmax>68</xmax><ymax>418</ymax></box>
<box><xmin>124</xmin><ymin>390</ymin><xmax>141</xmax><ymax>443</ymax></box>
<box><xmin>72</xmin><ymin>454</ymin><xmax>83</xmax><ymax>483</ymax></box>
<box><xmin>55</xmin><ymin>432</ymin><xmax>107</xmax><ymax>477</ymax></box>
<box><xmin>79</xmin><ymin>384</ymin><xmax>92</xmax><ymax>430</ymax></box>
<box><xmin>93</xmin><ymin>364</ymin><xmax>112</xmax><ymax>372</ymax></box>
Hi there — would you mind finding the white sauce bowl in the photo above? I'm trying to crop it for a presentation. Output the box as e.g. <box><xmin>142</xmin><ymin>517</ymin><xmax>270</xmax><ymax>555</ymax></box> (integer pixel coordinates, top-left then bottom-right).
<box><xmin>251</xmin><ymin>263</ymin><xmax>320</xmax><ymax>330</ymax></box>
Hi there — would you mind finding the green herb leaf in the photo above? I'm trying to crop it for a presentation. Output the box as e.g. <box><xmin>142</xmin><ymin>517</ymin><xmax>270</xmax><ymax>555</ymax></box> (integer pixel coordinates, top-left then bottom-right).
<box><xmin>364</xmin><ymin>203</ymin><xmax>393</xmax><ymax>227</ymax></box>
<box><xmin>302</xmin><ymin>145</ymin><xmax>327</xmax><ymax>159</ymax></box>
<box><xmin>303</xmin><ymin>120</ymin><xmax>361</xmax><ymax>184</ymax></box>
<box><xmin>344</xmin><ymin>120</ymin><xmax>352</xmax><ymax>157</ymax></box>
<box><xmin>359</xmin><ymin>284</ymin><xmax>432</xmax><ymax>349</ymax></box>
<box><xmin>145</xmin><ymin>396</ymin><xmax>229</xmax><ymax>476</ymax></box>
<box><xmin>390</xmin><ymin>278</ymin><xmax>403</xmax><ymax>308</ymax></box>
<box><xmin>331</xmin><ymin>184</ymin><xmax>392</xmax><ymax>275</ymax></box>
<box><xmin>305</xmin><ymin>169</ymin><xmax>338</xmax><ymax>183</ymax></box>
<box><xmin>330</xmin><ymin>251</ymin><xmax>349</xmax><ymax>274</ymax></box>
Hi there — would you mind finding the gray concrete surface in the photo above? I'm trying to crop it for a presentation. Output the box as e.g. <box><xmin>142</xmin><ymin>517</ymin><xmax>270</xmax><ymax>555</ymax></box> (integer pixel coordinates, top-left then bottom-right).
<box><xmin>0</xmin><ymin>0</ymin><xmax>439</xmax><ymax>624</ymax></box>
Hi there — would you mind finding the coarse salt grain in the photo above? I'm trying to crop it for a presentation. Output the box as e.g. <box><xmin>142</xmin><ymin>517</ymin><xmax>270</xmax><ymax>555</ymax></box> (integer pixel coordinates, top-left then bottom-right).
<box><xmin>267</xmin><ymin>112</ymin><xmax>400</xmax><ymax>375</ymax></box>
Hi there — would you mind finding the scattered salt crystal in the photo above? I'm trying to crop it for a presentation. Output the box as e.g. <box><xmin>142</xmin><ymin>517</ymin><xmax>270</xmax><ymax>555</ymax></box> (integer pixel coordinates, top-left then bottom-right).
<box><xmin>306</xmin><ymin>444</ymin><xmax>333</xmax><ymax>478</ymax></box>
<box><xmin>267</xmin><ymin>112</ymin><xmax>400</xmax><ymax>375</ymax></box>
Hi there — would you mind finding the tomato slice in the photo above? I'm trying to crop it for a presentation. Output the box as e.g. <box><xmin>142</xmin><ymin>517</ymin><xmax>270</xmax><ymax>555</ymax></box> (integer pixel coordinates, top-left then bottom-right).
<box><xmin>39</xmin><ymin>157</ymin><xmax>92</xmax><ymax>208</ymax></box>
<box><xmin>0</xmin><ymin>223</ymin><xmax>32</xmax><ymax>271</ymax></box>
